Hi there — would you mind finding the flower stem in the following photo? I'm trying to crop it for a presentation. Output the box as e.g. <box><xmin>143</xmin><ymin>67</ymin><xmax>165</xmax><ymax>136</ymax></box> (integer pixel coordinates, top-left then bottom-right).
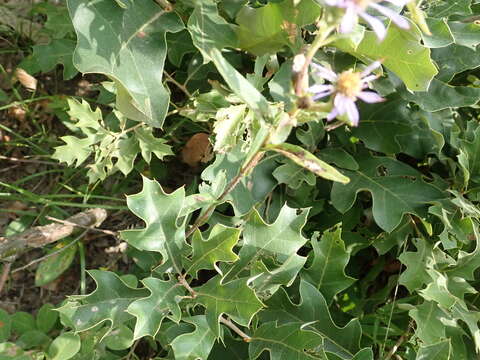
<box><xmin>294</xmin><ymin>24</ymin><xmax>336</xmax><ymax>97</ymax></box>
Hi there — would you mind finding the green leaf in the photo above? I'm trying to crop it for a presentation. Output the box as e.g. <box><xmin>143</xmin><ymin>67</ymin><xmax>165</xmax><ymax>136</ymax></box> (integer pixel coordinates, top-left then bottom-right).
<box><xmin>67</xmin><ymin>0</ymin><xmax>184</xmax><ymax>127</ymax></box>
<box><xmin>399</xmin><ymin>238</ymin><xmax>433</xmax><ymax>292</ymax></box>
<box><xmin>166</xmin><ymin>30</ymin><xmax>196</xmax><ymax>67</ymax></box>
<box><xmin>213</xmin><ymin>104</ymin><xmax>247</xmax><ymax>153</ymax></box>
<box><xmin>56</xmin><ymin>270</ymin><xmax>148</xmax><ymax>333</ymax></box>
<box><xmin>426</xmin><ymin>0</ymin><xmax>471</xmax><ymax>17</ymax></box>
<box><xmin>269</xmin><ymin>60</ymin><xmax>294</xmax><ymax>109</ymax></box>
<box><xmin>419</xmin><ymin>269</ymin><xmax>457</xmax><ymax>309</ymax></box>
<box><xmin>265</xmin><ymin>143</ymin><xmax>350</xmax><ymax>184</ymax></box>
<box><xmin>17</xmin><ymin>330</ymin><xmax>50</xmax><ymax>350</ymax></box>
<box><xmin>29</xmin><ymin>39</ymin><xmax>77</xmax><ymax>80</ymax></box>
<box><xmin>409</xmin><ymin>301</ymin><xmax>450</xmax><ymax>345</ymax></box>
<box><xmin>335</xmin><ymin>22</ymin><xmax>438</xmax><ymax>91</ymax></box>
<box><xmin>260</xmin><ymin>280</ymin><xmax>362</xmax><ymax>357</ymax></box>
<box><xmin>456</xmin><ymin>125</ymin><xmax>480</xmax><ymax>187</ymax></box>
<box><xmin>208</xmin><ymin>334</ymin><xmax>249</xmax><ymax>359</ymax></box>
<box><xmin>352</xmin><ymin>348</ymin><xmax>374</xmax><ymax>360</ymax></box>
<box><xmin>48</xmin><ymin>333</ymin><xmax>81</xmax><ymax>360</ymax></box>
<box><xmin>170</xmin><ymin>316</ymin><xmax>217</xmax><ymax>360</ymax></box>
<box><xmin>249</xmin><ymin>322</ymin><xmax>324</xmax><ymax>359</ymax></box>
<box><xmin>421</xmin><ymin>18</ymin><xmax>454</xmax><ymax>48</ymax></box>
<box><xmin>103</xmin><ymin>325</ymin><xmax>134</xmax><ymax>350</ymax></box>
<box><xmin>331</xmin><ymin>151</ymin><xmax>445</xmax><ymax>232</ymax></box>
<box><xmin>302</xmin><ymin>225</ymin><xmax>356</xmax><ymax>304</ymax></box>
<box><xmin>34</xmin><ymin>3</ymin><xmax>75</xmax><ymax>39</ymax></box>
<box><xmin>114</xmin><ymin>135</ymin><xmax>139</xmax><ymax>176</ymax></box>
<box><xmin>36</xmin><ymin>303</ymin><xmax>58</xmax><ymax>334</ymax></box>
<box><xmin>187</xmin><ymin>0</ymin><xmax>270</xmax><ymax>118</ymax></box>
<box><xmin>52</xmin><ymin>136</ymin><xmax>95</xmax><ymax>167</ymax></box>
<box><xmin>352</xmin><ymin>98</ymin><xmax>444</xmax><ymax>158</ymax></box>
<box><xmin>273</xmin><ymin>160</ymin><xmax>317</xmax><ymax>189</ymax></box>
<box><xmin>120</xmin><ymin>176</ymin><xmax>186</xmax><ymax>273</ymax></box>
<box><xmin>196</xmin><ymin>276</ymin><xmax>263</xmax><ymax>336</ymax></box>
<box><xmin>127</xmin><ymin>277</ymin><xmax>184</xmax><ymax>339</ymax></box>
<box><xmin>448</xmin><ymin>21</ymin><xmax>480</xmax><ymax>49</ymax></box>
<box><xmin>433</xmin><ymin>44</ymin><xmax>480</xmax><ymax>82</ymax></box>
<box><xmin>250</xmin><ymin>254</ymin><xmax>307</xmax><ymax>295</ymax></box>
<box><xmin>201</xmin><ymin>142</ymin><xmax>278</xmax><ymax>215</ymax></box>
<box><xmin>399</xmin><ymin>79</ymin><xmax>480</xmax><ymax>112</ymax></box>
<box><xmin>11</xmin><ymin>312</ymin><xmax>36</xmax><ymax>336</ymax></box>
<box><xmin>415</xmin><ymin>340</ymin><xmax>452</xmax><ymax>360</ymax></box>
<box><xmin>296</xmin><ymin>122</ymin><xmax>325</xmax><ymax>151</ymax></box>
<box><xmin>185</xmin><ymin>224</ymin><xmax>240</xmax><ymax>278</ymax></box>
<box><xmin>236</xmin><ymin>5</ymin><xmax>287</xmax><ymax>56</ymax></box>
<box><xmin>447</xmin><ymin>227</ymin><xmax>480</xmax><ymax>280</ymax></box>
<box><xmin>0</xmin><ymin>309</ymin><xmax>11</xmax><ymax>342</ymax></box>
<box><xmin>135</xmin><ymin>127</ymin><xmax>173</xmax><ymax>163</ymax></box>
<box><xmin>235</xmin><ymin>0</ymin><xmax>321</xmax><ymax>56</ymax></box>
<box><xmin>224</xmin><ymin>205</ymin><xmax>309</xmax><ymax>282</ymax></box>
<box><xmin>35</xmin><ymin>241</ymin><xmax>77</xmax><ymax>286</ymax></box>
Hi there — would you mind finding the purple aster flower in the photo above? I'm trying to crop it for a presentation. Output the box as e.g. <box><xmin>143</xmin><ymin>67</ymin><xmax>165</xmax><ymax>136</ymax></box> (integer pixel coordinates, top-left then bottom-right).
<box><xmin>325</xmin><ymin>0</ymin><xmax>410</xmax><ymax>40</ymax></box>
<box><xmin>308</xmin><ymin>61</ymin><xmax>385</xmax><ymax>126</ymax></box>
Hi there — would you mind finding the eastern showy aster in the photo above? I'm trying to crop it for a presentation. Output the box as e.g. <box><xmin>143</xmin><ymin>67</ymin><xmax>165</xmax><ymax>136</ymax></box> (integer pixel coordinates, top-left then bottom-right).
<box><xmin>308</xmin><ymin>61</ymin><xmax>384</xmax><ymax>126</ymax></box>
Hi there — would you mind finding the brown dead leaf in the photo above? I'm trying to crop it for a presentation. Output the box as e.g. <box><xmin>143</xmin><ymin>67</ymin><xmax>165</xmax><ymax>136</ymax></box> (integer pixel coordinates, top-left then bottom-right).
<box><xmin>8</xmin><ymin>106</ymin><xmax>26</xmax><ymax>122</ymax></box>
<box><xmin>181</xmin><ymin>133</ymin><xmax>213</xmax><ymax>168</ymax></box>
<box><xmin>15</xmin><ymin>68</ymin><xmax>37</xmax><ymax>91</ymax></box>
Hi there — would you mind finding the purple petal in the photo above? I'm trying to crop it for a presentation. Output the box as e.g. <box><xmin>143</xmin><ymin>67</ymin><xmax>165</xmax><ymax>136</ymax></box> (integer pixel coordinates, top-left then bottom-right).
<box><xmin>340</xmin><ymin>5</ymin><xmax>358</xmax><ymax>34</ymax></box>
<box><xmin>361</xmin><ymin>74</ymin><xmax>379</xmax><ymax>84</ymax></box>
<box><xmin>369</xmin><ymin>3</ymin><xmax>410</xmax><ymax>29</ymax></box>
<box><xmin>312</xmin><ymin>91</ymin><xmax>333</xmax><ymax>101</ymax></box>
<box><xmin>308</xmin><ymin>84</ymin><xmax>334</xmax><ymax>94</ymax></box>
<box><xmin>334</xmin><ymin>93</ymin><xmax>349</xmax><ymax>115</ymax></box>
<box><xmin>357</xmin><ymin>91</ymin><xmax>385</xmax><ymax>103</ymax></box>
<box><xmin>345</xmin><ymin>100</ymin><xmax>360</xmax><ymax>126</ymax></box>
<box><xmin>361</xmin><ymin>61</ymin><xmax>382</xmax><ymax>77</ymax></box>
<box><xmin>311</xmin><ymin>63</ymin><xmax>338</xmax><ymax>82</ymax></box>
<box><xmin>327</xmin><ymin>108</ymin><xmax>339</xmax><ymax>122</ymax></box>
<box><xmin>359</xmin><ymin>11</ymin><xmax>387</xmax><ymax>40</ymax></box>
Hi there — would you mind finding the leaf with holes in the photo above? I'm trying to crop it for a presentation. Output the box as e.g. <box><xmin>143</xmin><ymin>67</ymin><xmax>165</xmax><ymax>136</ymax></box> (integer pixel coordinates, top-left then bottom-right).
<box><xmin>331</xmin><ymin>152</ymin><xmax>445</xmax><ymax>232</ymax></box>
<box><xmin>266</xmin><ymin>143</ymin><xmax>350</xmax><ymax>184</ymax></box>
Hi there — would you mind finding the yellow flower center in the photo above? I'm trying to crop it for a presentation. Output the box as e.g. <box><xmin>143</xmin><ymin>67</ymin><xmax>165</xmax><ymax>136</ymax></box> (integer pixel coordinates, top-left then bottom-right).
<box><xmin>337</xmin><ymin>70</ymin><xmax>362</xmax><ymax>98</ymax></box>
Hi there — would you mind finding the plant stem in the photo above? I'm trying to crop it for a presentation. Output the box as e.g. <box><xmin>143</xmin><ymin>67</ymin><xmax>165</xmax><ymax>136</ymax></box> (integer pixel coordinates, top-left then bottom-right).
<box><xmin>177</xmin><ymin>275</ymin><xmax>197</xmax><ymax>297</ymax></box>
<box><xmin>185</xmin><ymin>150</ymin><xmax>265</xmax><ymax>238</ymax></box>
<box><xmin>163</xmin><ymin>70</ymin><xmax>192</xmax><ymax>98</ymax></box>
<box><xmin>0</xmin><ymin>263</ymin><xmax>12</xmax><ymax>295</ymax></box>
<box><xmin>219</xmin><ymin>317</ymin><xmax>252</xmax><ymax>342</ymax></box>
<box><xmin>78</xmin><ymin>242</ymin><xmax>87</xmax><ymax>295</ymax></box>
<box><xmin>294</xmin><ymin>24</ymin><xmax>335</xmax><ymax>97</ymax></box>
